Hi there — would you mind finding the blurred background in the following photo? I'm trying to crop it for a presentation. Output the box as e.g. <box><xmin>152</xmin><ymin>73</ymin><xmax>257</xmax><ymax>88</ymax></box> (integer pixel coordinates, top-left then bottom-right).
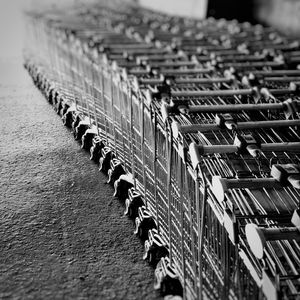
<box><xmin>0</xmin><ymin>0</ymin><xmax>25</xmax><ymax>60</ymax></box>
<box><xmin>140</xmin><ymin>0</ymin><xmax>300</xmax><ymax>36</ymax></box>
<box><xmin>0</xmin><ymin>0</ymin><xmax>300</xmax><ymax>60</ymax></box>
<box><xmin>0</xmin><ymin>0</ymin><xmax>299</xmax><ymax>61</ymax></box>
<box><xmin>0</xmin><ymin>0</ymin><xmax>299</xmax><ymax>115</ymax></box>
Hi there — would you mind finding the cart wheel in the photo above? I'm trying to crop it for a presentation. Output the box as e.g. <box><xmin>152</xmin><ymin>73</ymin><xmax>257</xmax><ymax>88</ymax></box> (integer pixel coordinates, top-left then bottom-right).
<box><xmin>59</xmin><ymin>107</ymin><xmax>64</xmax><ymax>117</ymax></box>
<box><xmin>71</xmin><ymin>115</ymin><xmax>81</xmax><ymax>133</ymax></box>
<box><xmin>157</xmin><ymin>247</ymin><xmax>169</xmax><ymax>263</ymax></box>
<box><xmin>137</xmin><ymin>221</ymin><xmax>151</xmax><ymax>241</ymax></box>
<box><xmin>61</xmin><ymin>104</ymin><xmax>70</xmax><ymax>117</ymax></box>
<box><xmin>40</xmin><ymin>79</ymin><xmax>45</xmax><ymax>90</ymax></box>
<box><xmin>143</xmin><ymin>240</ymin><xmax>150</xmax><ymax>260</ymax></box>
<box><xmin>99</xmin><ymin>154</ymin><xmax>112</xmax><ymax>174</ymax></box>
<box><xmin>81</xmin><ymin>131</ymin><xmax>95</xmax><ymax>150</ymax></box>
<box><xmin>130</xmin><ymin>205</ymin><xmax>140</xmax><ymax>219</ymax></box>
<box><xmin>62</xmin><ymin>111</ymin><xmax>73</xmax><ymax>128</ymax></box>
<box><xmin>90</xmin><ymin>146</ymin><xmax>96</xmax><ymax>160</ymax></box>
<box><xmin>113</xmin><ymin>179</ymin><xmax>132</xmax><ymax>199</ymax></box>
<box><xmin>149</xmin><ymin>246</ymin><xmax>168</xmax><ymax>267</ymax></box>
<box><xmin>52</xmin><ymin>91</ymin><xmax>59</xmax><ymax>108</ymax></box>
<box><xmin>160</xmin><ymin>278</ymin><xmax>172</xmax><ymax>296</ymax></box>
<box><xmin>148</xmin><ymin>249</ymin><xmax>155</xmax><ymax>266</ymax></box>
<box><xmin>160</xmin><ymin>277</ymin><xmax>183</xmax><ymax>297</ymax></box>
<box><xmin>44</xmin><ymin>81</ymin><xmax>50</xmax><ymax>92</ymax></box>
<box><xmin>73</xmin><ymin>127</ymin><xmax>79</xmax><ymax>140</ymax></box>
<box><xmin>125</xmin><ymin>189</ymin><xmax>144</xmax><ymax>219</ymax></box>
<box><xmin>127</xmin><ymin>205</ymin><xmax>134</xmax><ymax>218</ymax></box>
<box><xmin>142</xmin><ymin>218</ymin><xmax>156</xmax><ymax>241</ymax></box>
<box><xmin>36</xmin><ymin>73</ymin><xmax>42</xmax><ymax>88</ymax></box>
<box><xmin>48</xmin><ymin>89</ymin><xmax>54</xmax><ymax>104</ymax></box>
<box><xmin>56</xmin><ymin>99</ymin><xmax>63</xmax><ymax>115</ymax></box>
<box><xmin>74</xmin><ymin>123</ymin><xmax>89</xmax><ymax>141</ymax></box>
<box><xmin>90</xmin><ymin>145</ymin><xmax>101</xmax><ymax>162</ymax></box>
<box><xmin>173</xmin><ymin>281</ymin><xmax>183</xmax><ymax>297</ymax></box>
<box><xmin>124</xmin><ymin>198</ymin><xmax>130</xmax><ymax>216</ymax></box>
<box><xmin>138</xmin><ymin>224</ymin><xmax>144</xmax><ymax>240</ymax></box>
<box><xmin>99</xmin><ymin>157</ymin><xmax>106</xmax><ymax>172</ymax></box>
<box><xmin>133</xmin><ymin>217</ymin><xmax>141</xmax><ymax>235</ymax></box>
<box><xmin>90</xmin><ymin>137</ymin><xmax>105</xmax><ymax>161</ymax></box>
<box><xmin>154</xmin><ymin>269</ymin><xmax>162</xmax><ymax>290</ymax></box>
<box><xmin>113</xmin><ymin>179</ymin><xmax>121</xmax><ymax>198</ymax></box>
<box><xmin>107</xmin><ymin>164</ymin><xmax>125</xmax><ymax>184</ymax></box>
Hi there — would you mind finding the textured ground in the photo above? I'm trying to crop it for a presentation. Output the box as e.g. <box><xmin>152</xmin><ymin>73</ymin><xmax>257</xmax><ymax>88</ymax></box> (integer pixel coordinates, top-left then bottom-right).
<box><xmin>0</xmin><ymin>59</ymin><xmax>160</xmax><ymax>300</ymax></box>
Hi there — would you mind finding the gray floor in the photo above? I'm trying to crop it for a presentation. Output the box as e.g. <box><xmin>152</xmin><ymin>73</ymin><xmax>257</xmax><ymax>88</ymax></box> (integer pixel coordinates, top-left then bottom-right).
<box><xmin>0</xmin><ymin>59</ymin><xmax>160</xmax><ymax>299</ymax></box>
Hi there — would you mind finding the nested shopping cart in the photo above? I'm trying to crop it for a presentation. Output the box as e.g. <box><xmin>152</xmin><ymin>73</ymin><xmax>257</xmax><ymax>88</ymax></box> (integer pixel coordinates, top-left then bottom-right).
<box><xmin>24</xmin><ymin>2</ymin><xmax>300</xmax><ymax>299</ymax></box>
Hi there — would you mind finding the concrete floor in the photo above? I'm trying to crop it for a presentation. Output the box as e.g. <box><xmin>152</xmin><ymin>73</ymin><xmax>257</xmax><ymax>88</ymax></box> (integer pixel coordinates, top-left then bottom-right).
<box><xmin>0</xmin><ymin>59</ymin><xmax>160</xmax><ymax>299</ymax></box>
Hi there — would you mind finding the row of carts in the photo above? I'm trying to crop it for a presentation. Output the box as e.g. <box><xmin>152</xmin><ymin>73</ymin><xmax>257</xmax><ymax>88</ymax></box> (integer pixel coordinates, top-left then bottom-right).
<box><xmin>24</xmin><ymin>1</ymin><xmax>300</xmax><ymax>299</ymax></box>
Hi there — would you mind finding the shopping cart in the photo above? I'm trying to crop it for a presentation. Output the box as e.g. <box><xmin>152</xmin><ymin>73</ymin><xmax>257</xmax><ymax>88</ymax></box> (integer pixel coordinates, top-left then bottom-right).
<box><xmin>24</xmin><ymin>2</ymin><xmax>300</xmax><ymax>299</ymax></box>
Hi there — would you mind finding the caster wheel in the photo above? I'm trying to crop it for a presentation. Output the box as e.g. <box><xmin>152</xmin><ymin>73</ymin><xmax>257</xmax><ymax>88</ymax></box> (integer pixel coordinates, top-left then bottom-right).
<box><xmin>90</xmin><ymin>136</ymin><xmax>105</xmax><ymax>162</ymax></box>
<box><xmin>128</xmin><ymin>205</ymin><xmax>135</xmax><ymax>218</ymax></box>
<box><xmin>47</xmin><ymin>88</ymin><xmax>55</xmax><ymax>104</ymax></box>
<box><xmin>143</xmin><ymin>229</ymin><xmax>168</xmax><ymax>266</ymax></box>
<box><xmin>160</xmin><ymin>278</ymin><xmax>171</xmax><ymax>296</ymax></box>
<box><xmin>107</xmin><ymin>160</ymin><xmax>125</xmax><ymax>184</ymax></box>
<box><xmin>81</xmin><ymin>130</ymin><xmax>96</xmax><ymax>150</ymax></box>
<box><xmin>124</xmin><ymin>188</ymin><xmax>143</xmax><ymax>219</ymax></box>
<box><xmin>77</xmin><ymin>124</ymin><xmax>89</xmax><ymax>141</ymax></box>
<box><xmin>71</xmin><ymin>114</ymin><xmax>81</xmax><ymax>133</ymax></box>
<box><xmin>124</xmin><ymin>198</ymin><xmax>131</xmax><ymax>216</ymax></box>
<box><xmin>74</xmin><ymin>122</ymin><xmax>89</xmax><ymax>141</ymax></box>
<box><xmin>52</xmin><ymin>91</ymin><xmax>60</xmax><ymax>108</ymax></box>
<box><xmin>36</xmin><ymin>73</ymin><xmax>42</xmax><ymax>88</ymax></box>
<box><xmin>134</xmin><ymin>207</ymin><xmax>156</xmax><ymax>241</ymax></box>
<box><xmin>62</xmin><ymin>110</ymin><xmax>74</xmax><ymax>128</ymax></box>
<box><xmin>55</xmin><ymin>98</ymin><xmax>63</xmax><ymax>114</ymax></box>
<box><xmin>143</xmin><ymin>240</ymin><xmax>150</xmax><ymax>261</ymax></box>
<box><xmin>44</xmin><ymin>80</ymin><xmax>50</xmax><ymax>92</ymax></box>
<box><xmin>134</xmin><ymin>217</ymin><xmax>141</xmax><ymax>235</ymax></box>
<box><xmin>138</xmin><ymin>225</ymin><xmax>145</xmax><ymax>240</ymax></box>
<box><xmin>61</xmin><ymin>103</ymin><xmax>70</xmax><ymax>117</ymax></box>
<box><xmin>99</xmin><ymin>147</ymin><xmax>113</xmax><ymax>173</ymax></box>
<box><xmin>90</xmin><ymin>145</ymin><xmax>101</xmax><ymax>162</ymax></box>
<box><xmin>113</xmin><ymin>175</ymin><xmax>134</xmax><ymax>200</ymax></box>
<box><xmin>160</xmin><ymin>277</ymin><xmax>183</xmax><ymax>297</ymax></box>
<box><xmin>148</xmin><ymin>250</ymin><xmax>156</xmax><ymax>266</ymax></box>
<box><xmin>148</xmin><ymin>246</ymin><xmax>168</xmax><ymax>267</ymax></box>
<box><xmin>145</xmin><ymin>246</ymin><xmax>157</xmax><ymax>265</ymax></box>
<box><xmin>137</xmin><ymin>218</ymin><xmax>156</xmax><ymax>241</ymax></box>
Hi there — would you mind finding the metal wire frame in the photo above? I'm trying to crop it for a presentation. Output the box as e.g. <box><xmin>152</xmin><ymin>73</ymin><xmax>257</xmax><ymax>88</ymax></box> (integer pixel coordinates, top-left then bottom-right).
<box><xmin>135</xmin><ymin>91</ymin><xmax>157</xmax><ymax>216</ymax></box>
<box><xmin>168</xmin><ymin>93</ymin><xmax>300</xmax><ymax>299</ymax></box>
<box><xmin>24</xmin><ymin>4</ymin><xmax>300</xmax><ymax>300</ymax></box>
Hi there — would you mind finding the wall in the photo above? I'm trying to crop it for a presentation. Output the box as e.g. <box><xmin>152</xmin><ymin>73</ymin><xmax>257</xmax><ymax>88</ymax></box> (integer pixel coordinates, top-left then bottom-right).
<box><xmin>255</xmin><ymin>0</ymin><xmax>300</xmax><ymax>36</ymax></box>
<box><xmin>138</xmin><ymin>0</ymin><xmax>208</xmax><ymax>19</ymax></box>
